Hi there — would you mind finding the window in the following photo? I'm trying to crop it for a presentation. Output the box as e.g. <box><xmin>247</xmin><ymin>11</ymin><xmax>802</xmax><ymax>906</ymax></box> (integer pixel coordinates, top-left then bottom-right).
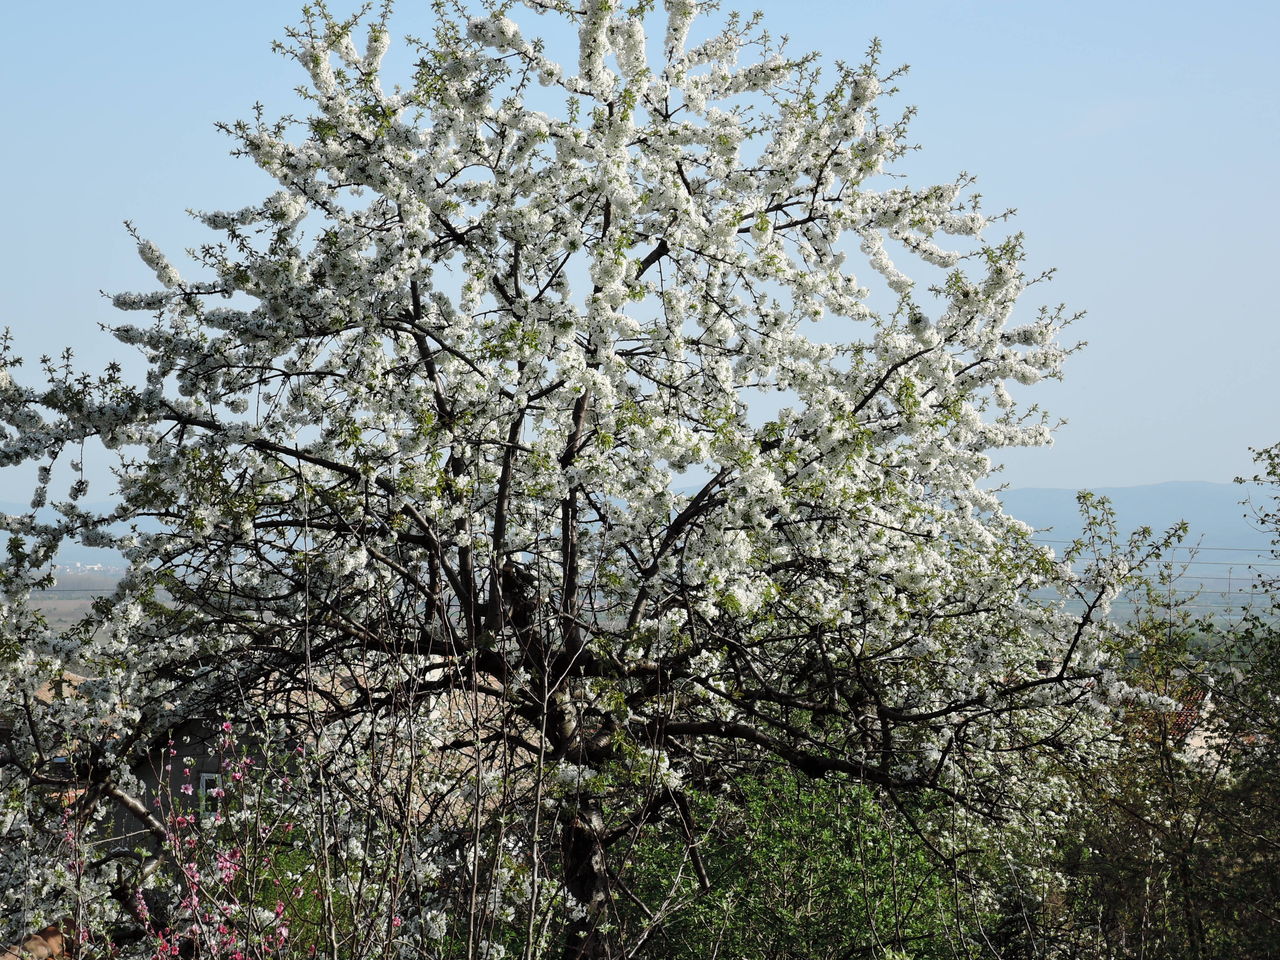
<box><xmin>198</xmin><ymin>773</ymin><xmax>223</xmax><ymax>817</ymax></box>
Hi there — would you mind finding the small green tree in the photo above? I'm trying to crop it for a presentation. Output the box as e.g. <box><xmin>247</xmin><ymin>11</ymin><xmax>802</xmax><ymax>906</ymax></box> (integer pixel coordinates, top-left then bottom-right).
<box><xmin>620</xmin><ymin>770</ymin><xmax>988</xmax><ymax>960</ymax></box>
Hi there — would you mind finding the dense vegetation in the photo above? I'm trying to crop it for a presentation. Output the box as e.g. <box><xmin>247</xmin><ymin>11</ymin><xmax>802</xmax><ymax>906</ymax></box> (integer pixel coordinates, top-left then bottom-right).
<box><xmin>0</xmin><ymin>1</ymin><xmax>1275</xmax><ymax>957</ymax></box>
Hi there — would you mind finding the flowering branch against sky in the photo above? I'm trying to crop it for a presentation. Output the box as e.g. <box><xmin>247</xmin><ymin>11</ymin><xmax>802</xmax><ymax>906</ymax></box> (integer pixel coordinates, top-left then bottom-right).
<box><xmin>1</xmin><ymin>0</ymin><xmax>1276</xmax><ymax>488</ymax></box>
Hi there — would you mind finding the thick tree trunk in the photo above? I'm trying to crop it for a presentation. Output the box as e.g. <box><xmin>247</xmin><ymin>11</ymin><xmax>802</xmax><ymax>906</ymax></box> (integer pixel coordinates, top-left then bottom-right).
<box><xmin>560</xmin><ymin>804</ymin><xmax>610</xmax><ymax>960</ymax></box>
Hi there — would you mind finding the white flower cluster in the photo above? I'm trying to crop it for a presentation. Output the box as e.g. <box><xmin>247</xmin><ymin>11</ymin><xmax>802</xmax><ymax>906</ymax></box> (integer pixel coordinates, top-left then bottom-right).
<box><xmin>0</xmin><ymin>0</ymin><xmax>1145</xmax><ymax>953</ymax></box>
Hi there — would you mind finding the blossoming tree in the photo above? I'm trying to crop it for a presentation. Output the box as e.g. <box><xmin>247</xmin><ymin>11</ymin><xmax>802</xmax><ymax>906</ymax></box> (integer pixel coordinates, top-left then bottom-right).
<box><xmin>0</xmin><ymin>1</ymin><xmax>1138</xmax><ymax>957</ymax></box>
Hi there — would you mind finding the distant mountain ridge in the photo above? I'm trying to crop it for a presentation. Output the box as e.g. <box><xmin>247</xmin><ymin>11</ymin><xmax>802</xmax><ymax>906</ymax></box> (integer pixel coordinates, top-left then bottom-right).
<box><xmin>998</xmin><ymin>481</ymin><xmax>1274</xmax><ymax>555</ymax></box>
<box><xmin>998</xmin><ymin>482</ymin><xmax>1277</xmax><ymax>616</ymax></box>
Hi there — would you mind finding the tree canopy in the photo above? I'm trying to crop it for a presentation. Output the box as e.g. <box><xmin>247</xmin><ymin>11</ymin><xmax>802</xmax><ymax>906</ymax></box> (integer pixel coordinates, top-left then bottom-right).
<box><xmin>0</xmin><ymin>2</ymin><xmax>1144</xmax><ymax>957</ymax></box>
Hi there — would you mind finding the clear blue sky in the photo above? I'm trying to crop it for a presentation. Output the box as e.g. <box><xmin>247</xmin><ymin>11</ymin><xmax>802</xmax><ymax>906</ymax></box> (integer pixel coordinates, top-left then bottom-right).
<box><xmin>2</xmin><ymin>0</ymin><xmax>1276</xmax><ymax>490</ymax></box>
